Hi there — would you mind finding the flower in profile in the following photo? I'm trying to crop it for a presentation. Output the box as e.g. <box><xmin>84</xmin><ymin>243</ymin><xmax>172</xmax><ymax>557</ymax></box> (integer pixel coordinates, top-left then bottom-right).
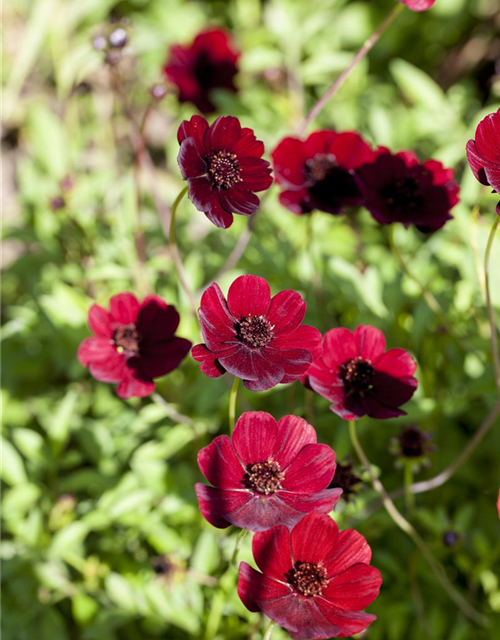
<box><xmin>466</xmin><ymin>108</ymin><xmax>500</xmax><ymax>214</ymax></box>
<box><xmin>238</xmin><ymin>512</ymin><xmax>382</xmax><ymax>639</ymax></box>
<box><xmin>306</xmin><ymin>325</ymin><xmax>417</xmax><ymax>420</ymax></box>
<box><xmin>271</xmin><ymin>130</ymin><xmax>377</xmax><ymax>215</ymax></box>
<box><xmin>391</xmin><ymin>424</ymin><xmax>434</xmax><ymax>472</ymax></box>
<box><xmin>196</xmin><ymin>412</ymin><xmax>341</xmax><ymax>531</ymax></box>
<box><xmin>330</xmin><ymin>461</ymin><xmax>362</xmax><ymax>503</ymax></box>
<box><xmin>177</xmin><ymin>115</ymin><xmax>273</xmax><ymax>229</ymax></box>
<box><xmin>163</xmin><ymin>28</ymin><xmax>239</xmax><ymax>114</ymax></box>
<box><xmin>356</xmin><ymin>150</ymin><xmax>459</xmax><ymax>232</ymax></box>
<box><xmin>399</xmin><ymin>0</ymin><xmax>437</xmax><ymax>10</ymax></box>
<box><xmin>78</xmin><ymin>293</ymin><xmax>191</xmax><ymax>399</ymax></box>
<box><xmin>192</xmin><ymin>275</ymin><xmax>322</xmax><ymax>390</ymax></box>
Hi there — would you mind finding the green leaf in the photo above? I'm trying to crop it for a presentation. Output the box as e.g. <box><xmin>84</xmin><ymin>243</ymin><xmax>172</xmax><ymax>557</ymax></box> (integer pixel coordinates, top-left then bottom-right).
<box><xmin>1</xmin><ymin>438</ymin><xmax>28</xmax><ymax>485</ymax></box>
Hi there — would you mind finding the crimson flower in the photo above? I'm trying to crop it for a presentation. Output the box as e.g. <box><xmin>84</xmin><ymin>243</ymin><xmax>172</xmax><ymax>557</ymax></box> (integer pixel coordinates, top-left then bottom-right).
<box><xmin>399</xmin><ymin>0</ymin><xmax>437</xmax><ymax>10</ymax></box>
<box><xmin>78</xmin><ymin>293</ymin><xmax>191</xmax><ymax>399</ymax></box>
<box><xmin>192</xmin><ymin>275</ymin><xmax>322</xmax><ymax>391</ymax></box>
<box><xmin>238</xmin><ymin>512</ymin><xmax>382</xmax><ymax>639</ymax></box>
<box><xmin>163</xmin><ymin>28</ymin><xmax>239</xmax><ymax>114</ymax></box>
<box><xmin>306</xmin><ymin>325</ymin><xmax>417</xmax><ymax>420</ymax></box>
<box><xmin>177</xmin><ymin>115</ymin><xmax>273</xmax><ymax>229</ymax></box>
<box><xmin>356</xmin><ymin>150</ymin><xmax>459</xmax><ymax>232</ymax></box>
<box><xmin>271</xmin><ymin>131</ymin><xmax>377</xmax><ymax>215</ymax></box>
<box><xmin>196</xmin><ymin>411</ymin><xmax>341</xmax><ymax>532</ymax></box>
<box><xmin>466</xmin><ymin>108</ymin><xmax>500</xmax><ymax>214</ymax></box>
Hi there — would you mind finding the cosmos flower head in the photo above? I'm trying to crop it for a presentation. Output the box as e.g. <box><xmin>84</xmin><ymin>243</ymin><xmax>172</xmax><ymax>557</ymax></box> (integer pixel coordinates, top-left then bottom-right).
<box><xmin>271</xmin><ymin>130</ymin><xmax>377</xmax><ymax>216</ymax></box>
<box><xmin>78</xmin><ymin>293</ymin><xmax>191</xmax><ymax>399</ymax></box>
<box><xmin>356</xmin><ymin>149</ymin><xmax>459</xmax><ymax>232</ymax></box>
<box><xmin>330</xmin><ymin>461</ymin><xmax>363</xmax><ymax>503</ymax></box>
<box><xmin>163</xmin><ymin>28</ymin><xmax>240</xmax><ymax>114</ymax></box>
<box><xmin>192</xmin><ymin>275</ymin><xmax>322</xmax><ymax>391</ymax></box>
<box><xmin>306</xmin><ymin>325</ymin><xmax>418</xmax><ymax>420</ymax></box>
<box><xmin>177</xmin><ymin>115</ymin><xmax>273</xmax><ymax>229</ymax></box>
<box><xmin>466</xmin><ymin>108</ymin><xmax>500</xmax><ymax>215</ymax></box>
<box><xmin>238</xmin><ymin>512</ymin><xmax>382</xmax><ymax>639</ymax></box>
<box><xmin>195</xmin><ymin>411</ymin><xmax>341</xmax><ymax>531</ymax></box>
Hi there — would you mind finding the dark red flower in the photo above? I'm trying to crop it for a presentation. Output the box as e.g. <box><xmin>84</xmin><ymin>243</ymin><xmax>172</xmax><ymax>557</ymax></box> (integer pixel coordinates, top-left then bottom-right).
<box><xmin>356</xmin><ymin>149</ymin><xmax>459</xmax><ymax>232</ymax></box>
<box><xmin>177</xmin><ymin>115</ymin><xmax>273</xmax><ymax>229</ymax></box>
<box><xmin>196</xmin><ymin>412</ymin><xmax>341</xmax><ymax>532</ymax></box>
<box><xmin>306</xmin><ymin>325</ymin><xmax>417</xmax><ymax>420</ymax></box>
<box><xmin>330</xmin><ymin>461</ymin><xmax>362</xmax><ymax>503</ymax></box>
<box><xmin>78</xmin><ymin>293</ymin><xmax>191</xmax><ymax>399</ymax></box>
<box><xmin>466</xmin><ymin>108</ymin><xmax>500</xmax><ymax>214</ymax></box>
<box><xmin>271</xmin><ymin>131</ymin><xmax>377</xmax><ymax>216</ymax></box>
<box><xmin>163</xmin><ymin>28</ymin><xmax>239</xmax><ymax>114</ymax></box>
<box><xmin>399</xmin><ymin>0</ymin><xmax>437</xmax><ymax>10</ymax></box>
<box><xmin>238</xmin><ymin>512</ymin><xmax>382</xmax><ymax>639</ymax></box>
<box><xmin>192</xmin><ymin>275</ymin><xmax>322</xmax><ymax>391</ymax></box>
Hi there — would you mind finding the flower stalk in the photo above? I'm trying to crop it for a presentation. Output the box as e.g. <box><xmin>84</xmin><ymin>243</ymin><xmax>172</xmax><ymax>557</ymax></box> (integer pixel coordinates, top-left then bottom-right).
<box><xmin>231</xmin><ymin>528</ymin><xmax>248</xmax><ymax>566</ymax></box>
<box><xmin>169</xmin><ymin>185</ymin><xmax>197</xmax><ymax>315</ymax></box>
<box><xmin>262</xmin><ymin>619</ymin><xmax>275</xmax><ymax>640</ymax></box>
<box><xmin>484</xmin><ymin>216</ymin><xmax>500</xmax><ymax>391</ymax></box>
<box><xmin>228</xmin><ymin>376</ymin><xmax>240</xmax><ymax>434</ymax></box>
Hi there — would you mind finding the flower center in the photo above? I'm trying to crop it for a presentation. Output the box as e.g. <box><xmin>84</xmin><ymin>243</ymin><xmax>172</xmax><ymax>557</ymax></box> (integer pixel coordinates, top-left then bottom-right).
<box><xmin>338</xmin><ymin>356</ymin><xmax>374</xmax><ymax>395</ymax></box>
<box><xmin>286</xmin><ymin>561</ymin><xmax>328</xmax><ymax>597</ymax></box>
<box><xmin>114</xmin><ymin>323</ymin><xmax>140</xmax><ymax>354</ymax></box>
<box><xmin>397</xmin><ymin>426</ymin><xmax>428</xmax><ymax>458</ymax></box>
<box><xmin>236</xmin><ymin>315</ymin><xmax>274</xmax><ymax>348</ymax></box>
<box><xmin>384</xmin><ymin>177</ymin><xmax>423</xmax><ymax>211</ymax></box>
<box><xmin>208</xmin><ymin>151</ymin><xmax>242</xmax><ymax>189</ymax></box>
<box><xmin>243</xmin><ymin>460</ymin><xmax>284</xmax><ymax>495</ymax></box>
<box><xmin>305</xmin><ymin>153</ymin><xmax>337</xmax><ymax>183</ymax></box>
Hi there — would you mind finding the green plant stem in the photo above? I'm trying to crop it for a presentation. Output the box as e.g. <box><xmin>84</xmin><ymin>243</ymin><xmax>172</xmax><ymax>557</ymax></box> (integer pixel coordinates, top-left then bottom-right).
<box><xmin>298</xmin><ymin>4</ymin><xmax>403</xmax><ymax>136</ymax></box>
<box><xmin>262</xmin><ymin>619</ymin><xmax>275</xmax><ymax>640</ymax></box>
<box><xmin>228</xmin><ymin>377</ymin><xmax>240</xmax><ymax>434</ymax></box>
<box><xmin>484</xmin><ymin>216</ymin><xmax>500</xmax><ymax>391</ymax></box>
<box><xmin>348</xmin><ymin>420</ymin><xmax>488</xmax><ymax>626</ymax></box>
<box><xmin>231</xmin><ymin>528</ymin><xmax>248</xmax><ymax>566</ymax></box>
<box><xmin>169</xmin><ymin>185</ymin><xmax>197</xmax><ymax>315</ymax></box>
<box><xmin>404</xmin><ymin>463</ymin><xmax>415</xmax><ymax>516</ymax></box>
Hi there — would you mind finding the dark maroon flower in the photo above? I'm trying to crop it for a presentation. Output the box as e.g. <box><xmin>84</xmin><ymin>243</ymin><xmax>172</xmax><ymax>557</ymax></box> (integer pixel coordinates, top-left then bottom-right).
<box><xmin>177</xmin><ymin>115</ymin><xmax>273</xmax><ymax>229</ymax></box>
<box><xmin>399</xmin><ymin>0</ymin><xmax>437</xmax><ymax>10</ymax></box>
<box><xmin>330</xmin><ymin>461</ymin><xmax>362</xmax><ymax>503</ymax></box>
<box><xmin>393</xmin><ymin>425</ymin><xmax>434</xmax><ymax>459</ymax></box>
<box><xmin>196</xmin><ymin>411</ymin><xmax>341</xmax><ymax>532</ymax></box>
<box><xmin>238</xmin><ymin>512</ymin><xmax>382</xmax><ymax>639</ymax></box>
<box><xmin>78</xmin><ymin>293</ymin><xmax>191</xmax><ymax>399</ymax></box>
<box><xmin>306</xmin><ymin>326</ymin><xmax>417</xmax><ymax>420</ymax></box>
<box><xmin>163</xmin><ymin>28</ymin><xmax>239</xmax><ymax>114</ymax></box>
<box><xmin>356</xmin><ymin>150</ymin><xmax>459</xmax><ymax>232</ymax></box>
<box><xmin>192</xmin><ymin>275</ymin><xmax>322</xmax><ymax>391</ymax></box>
<box><xmin>271</xmin><ymin>130</ymin><xmax>377</xmax><ymax>215</ymax></box>
<box><xmin>466</xmin><ymin>108</ymin><xmax>500</xmax><ymax>214</ymax></box>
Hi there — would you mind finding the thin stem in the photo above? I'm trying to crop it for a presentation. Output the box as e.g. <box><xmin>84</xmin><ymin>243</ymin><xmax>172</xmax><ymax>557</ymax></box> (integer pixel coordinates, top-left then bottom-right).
<box><xmin>404</xmin><ymin>463</ymin><xmax>415</xmax><ymax>516</ymax></box>
<box><xmin>298</xmin><ymin>4</ymin><xmax>404</xmax><ymax>136</ymax></box>
<box><xmin>262</xmin><ymin>619</ymin><xmax>275</xmax><ymax>640</ymax></box>
<box><xmin>169</xmin><ymin>185</ymin><xmax>197</xmax><ymax>315</ymax></box>
<box><xmin>231</xmin><ymin>528</ymin><xmax>248</xmax><ymax>566</ymax></box>
<box><xmin>484</xmin><ymin>216</ymin><xmax>500</xmax><ymax>391</ymax></box>
<box><xmin>348</xmin><ymin>420</ymin><xmax>488</xmax><ymax>626</ymax></box>
<box><xmin>228</xmin><ymin>377</ymin><xmax>240</xmax><ymax>434</ymax></box>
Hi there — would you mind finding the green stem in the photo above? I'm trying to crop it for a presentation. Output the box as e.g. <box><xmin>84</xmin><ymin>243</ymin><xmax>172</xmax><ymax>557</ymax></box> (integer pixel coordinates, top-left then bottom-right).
<box><xmin>228</xmin><ymin>377</ymin><xmax>240</xmax><ymax>434</ymax></box>
<box><xmin>404</xmin><ymin>463</ymin><xmax>415</xmax><ymax>516</ymax></box>
<box><xmin>169</xmin><ymin>185</ymin><xmax>197</xmax><ymax>315</ymax></box>
<box><xmin>348</xmin><ymin>420</ymin><xmax>488</xmax><ymax>626</ymax></box>
<box><xmin>231</xmin><ymin>528</ymin><xmax>248</xmax><ymax>566</ymax></box>
<box><xmin>484</xmin><ymin>216</ymin><xmax>500</xmax><ymax>391</ymax></box>
<box><xmin>262</xmin><ymin>619</ymin><xmax>275</xmax><ymax>640</ymax></box>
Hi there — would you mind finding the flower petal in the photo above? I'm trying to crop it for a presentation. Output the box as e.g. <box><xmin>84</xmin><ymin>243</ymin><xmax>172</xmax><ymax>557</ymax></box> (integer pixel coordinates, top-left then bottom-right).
<box><xmin>137</xmin><ymin>297</ymin><xmax>180</xmax><ymax>342</ymax></box>
<box><xmin>274</xmin><ymin>415</ymin><xmax>317</xmax><ymax>468</ymax></box>
<box><xmin>178</xmin><ymin>138</ymin><xmax>207</xmax><ymax>179</ymax></box>
<box><xmin>191</xmin><ymin>343</ymin><xmax>227</xmax><ymax>378</ymax></box>
<box><xmin>282</xmin><ymin>444</ymin><xmax>336</xmax><ymax>493</ymax></box>
<box><xmin>109</xmin><ymin>293</ymin><xmax>140</xmax><ymax>324</ymax></box>
<box><xmin>205</xmin><ymin>115</ymin><xmax>242</xmax><ymax>153</ymax></box>
<box><xmin>88</xmin><ymin>304</ymin><xmax>113</xmax><ymax>338</ymax></box>
<box><xmin>218</xmin><ymin>186</ymin><xmax>260</xmax><ymax>216</ymax></box>
<box><xmin>271</xmin><ymin>137</ymin><xmax>308</xmax><ymax>188</ymax></box>
<box><xmin>267</xmin><ymin>290</ymin><xmax>306</xmax><ymax>336</ymax></box>
<box><xmin>354</xmin><ymin>325</ymin><xmax>386</xmax><ymax>362</ymax></box>
<box><xmin>279</xmin><ymin>488</ymin><xmax>342</xmax><ymax>515</ymax></box>
<box><xmin>227</xmin><ymin>275</ymin><xmax>271</xmax><ymax>318</ymax></box>
<box><xmin>232</xmin><ymin>411</ymin><xmax>280</xmax><ymax>465</ymax></box>
<box><xmin>290</xmin><ymin>512</ymin><xmax>339</xmax><ymax>564</ymax></box>
<box><xmin>116</xmin><ymin>370</ymin><xmax>155</xmax><ymax>398</ymax></box>
<box><xmin>324</xmin><ymin>529</ymin><xmax>372</xmax><ymax>576</ymax></box>
<box><xmin>323</xmin><ymin>564</ymin><xmax>382</xmax><ymax>611</ymax></box>
<box><xmin>239</xmin><ymin>157</ymin><xmax>273</xmax><ymax>191</ymax></box>
<box><xmin>177</xmin><ymin>114</ymin><xmax>209</xmax><ymax>147</ymax></box>
<box><xmin>314</xmin><ymin>601</ymin><xmax>377</xmax><ymax>638</ymax></box>
<box><xmin>232</xmin><ymin>128</ymin><xmax>265</xmax><ymax>157</ymax></box>
<box><xmin>197</xmin><ymin>435</ymin><xmax>245</xmax><ymax>489</ymax></box>
<box><xmin>139</xmin><ymin>337</ymin><xmax>191</xmax><ymax>379</ymax></box>
<box><xmin>227</xmin><ymin>493</ymin><xmax>307</xmax><ymax>531</ymax></box>
<box><xmin>199</xmin><ymin>306</ymin><xmax>237</xmax><ymax>350</ymax></box>
<box><xmin>321</xmin><ymin>328</ymin><xmax>357</xmax><ymax>368</ymax></box>
<box><xmin>271</xmin><ymin>325</ymin><xmax>322</xmax><ymax>360</ymax></box>
<box><xmin>195</xmin><ymin>484</ymin><xmax>251</xmax><ymax>528</ymax></box>
<box><xmin>237</xmin><ymin>563</ymin><xmax>291</xmax><ymax>613</ymax></box>
<box><xmin>252</xmin><ymin>525</ymin><xmax>292</xmax><ymax>579</ymax></box>
<box><xmin>78</xmin><ymin>337</ymin><xmax>116</xmax><ymax>366</ymax></box>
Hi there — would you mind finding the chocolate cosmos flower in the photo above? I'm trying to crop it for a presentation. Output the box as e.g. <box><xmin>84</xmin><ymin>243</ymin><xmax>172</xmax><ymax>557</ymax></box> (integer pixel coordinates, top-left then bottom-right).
<box><xmin>399</xmin><ymin>0</ymin><xmax>436</xmax><ymax>10</ymax></box>
<box><xmin>192</xmin><ymin>275</ymin><xmax>322</xmax><ymax>391</ymax></box>
<box><xmin>306</xmin><ymin>325</ymin><xmax>418</xmax><ymax>420</ymax></box>
<box><xmin>271</xmin><ymin>130</ymin><xmax>377</xmax><ymax>215</ymax></box>
<box><xmin>177</xmin><ymin>115</ymin><xmax>273</xmax><ymax>229</ymax></box>
<box><xmin>195</xmin><ymin>411</ymin><xmax>341</xmax><ymax>531</ymax></box>
<box><xmin>78</xmin><ymin>293</ymin><xmax>191</xmax><ymax>399</ymax></box>
<box><xmin>163</xmin><ymin>28</ymin><xmax>239</xmax><ymax>113</ymax></box>
<box><xmin>466</xmin><ymin>108</ymin><xmax>500</xmax><ymax>214</ymax></box>
<box><xmin>238</xmin><ymin>512</ymin><xmax>382</xmax><ymax>639</ymax></box>
<box><xmin>356</xmin><ymin>150</ymin><xmax>459</xmax><ymax>232</ymax></box>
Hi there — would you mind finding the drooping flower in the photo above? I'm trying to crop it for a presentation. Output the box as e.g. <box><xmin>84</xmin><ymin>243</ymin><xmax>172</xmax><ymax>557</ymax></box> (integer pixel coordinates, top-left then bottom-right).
<box><xmin>195</xmin><ymin>411</ymin><xmax>341</xmax><ymax>532</ymax></box>
<box><xmin>238</xmin><ymin>512</ymin><xmax>382</xmax><ymax>639</ymax></box>
<box><xmin>399</xmin><ymin>0</ymin><xmax>437</xmax><ymax>10</ymax></box>
<box><xmin>78</xmin><ymin>293</ymin><xmax>191</xmax><ymax>399</ymax></box>
<box><xmin>177</xmin><ymin>115</ymin><xmax>273</xmax><ymax>229</ymax></box>
<box><xmin>163</xmin><ymin>28</ymin><xmax>239</xmax><ymax>114</ymax></box>
<box><xmin>356</xmin><ymin>150</ymin><xmax>459</xmax><ymax>232</ymax></box>
<box><xmin>306</xmin><ymin>325</ymin><xmax>417</xmax><ymax>420</ymax></box>
<box><xmin>466</xmin><ymin>108</ymin><xmax>500</xmax><ymax>214</ymax></box>
<box><xmin>271</xmin><ymin>130</ymin><xmax>377</xmax><ymax>215</ymax></box>
<box><xmin>330</xmin><ymin>461</ymin><xmax>362</xmax><ymax>503</ymax></box>
<box><xmin>192</xmin><ymin>275</ymin><xmax>322</xmax><ymax>391</ymax></box>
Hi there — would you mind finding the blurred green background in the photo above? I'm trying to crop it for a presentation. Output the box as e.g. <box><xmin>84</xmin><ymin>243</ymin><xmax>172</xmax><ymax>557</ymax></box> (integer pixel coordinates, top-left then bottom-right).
<box><xmin>2</xmin><ymin>0</ymin><xmax>500</xmax><ymax>638</ymax></box>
